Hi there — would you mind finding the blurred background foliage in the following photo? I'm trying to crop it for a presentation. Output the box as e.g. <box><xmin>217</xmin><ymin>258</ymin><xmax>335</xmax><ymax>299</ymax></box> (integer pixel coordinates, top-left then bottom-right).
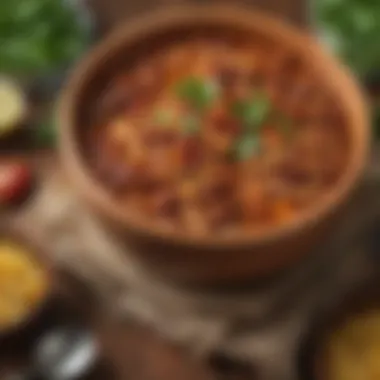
<box><xmin>0</xmin><ymin>0</ymin><xmax>90</xmax><ymax>76</ymax></box>
<box><xmin>0</xmin><ymin>0</ymin><xmax>379</xmax><ymax>146</ymax></box>
<box><xmin>316</xmin><ymin>0</ymin><xmax>380</xmax><ymax>78</ymax></box>
<box><xmin>317</xmin><ymin>0</ymin><xmax>380</xmax><ymax>136</ymax></box>
<box><xmin>1</xmin><ymin>0</ymin><xmax>379</xmax><ymax>79</ymax></box>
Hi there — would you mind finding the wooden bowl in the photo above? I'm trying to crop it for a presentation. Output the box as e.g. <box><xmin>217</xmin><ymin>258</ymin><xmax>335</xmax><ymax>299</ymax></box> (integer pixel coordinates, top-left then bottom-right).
<box><xmin>0</xmin><ymin>224</ymin><xmax>54</xmax><ymax>341</ymax></box>
<box><xmin>58</xmin><ymin>5</ymin><xmax>370</xmax><ymax>286</ymax></box>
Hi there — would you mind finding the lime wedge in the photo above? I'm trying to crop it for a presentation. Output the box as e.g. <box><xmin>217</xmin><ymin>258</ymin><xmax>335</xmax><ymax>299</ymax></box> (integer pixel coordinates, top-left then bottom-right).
<box><xmin>0</xmin><ymin>77</ymin><xmax>26</xmax><ymax>135</ymax></box>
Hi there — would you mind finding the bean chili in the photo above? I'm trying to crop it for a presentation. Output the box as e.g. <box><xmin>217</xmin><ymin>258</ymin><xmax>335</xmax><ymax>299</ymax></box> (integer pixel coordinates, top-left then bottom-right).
<box><xmin>86</xmin><ymin>39</ymin><xmax>348</xmax><ymax>235</ymax></box>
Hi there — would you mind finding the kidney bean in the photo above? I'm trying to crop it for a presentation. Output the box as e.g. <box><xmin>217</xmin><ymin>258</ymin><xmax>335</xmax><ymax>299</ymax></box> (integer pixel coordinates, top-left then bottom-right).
<box><xmin>212</xmin><ymin>114</ymin><xmax>241</xmax><ymax>136</ymax></box>
<box><xmin>207</xmin><ymin>201</ymin><xmax>240</xmax><ymax>229</ymax></box>
<box><xmin>154</xmin><ymin>189</ymin><xmax>181</xmax><ymax>218</ymax></box>
<box><xmin>182</xmin><ymin>137</ymin><xmax>204</xmax><ymax>171</ymax></box>
<box><xmin>200</xmin><ymin>166</ymin><xmax>235</xmax><ymax>205</ymax></box>
<box><xmin>143</xmin><ymin>129</ymin><xmax>178</xmax><ymax>147</ymax></box>
<box><xmin>277</xmin><ymin>161</ymin><xmax>314</xmax><ymax>185</ymax></box>
<box><xmin>217</xmin><ymin>66</ymin><xmax>241</xmax><ymax>88</ymax></box>
<box><xmin>206</xmin><ymin>180</ymin><xmax>233</xmax><ymax>202</ymax></box>
<box><xmin>249</xmin><ymin>70</ymin><xmax>265</xmax><ymax>87</ymax></box>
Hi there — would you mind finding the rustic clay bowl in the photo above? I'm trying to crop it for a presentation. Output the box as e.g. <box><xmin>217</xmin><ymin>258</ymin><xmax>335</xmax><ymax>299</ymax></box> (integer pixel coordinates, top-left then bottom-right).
<box><xmin>58</xmin><ymin>5</ymin><xmax>370</xmax><ymax>286</ymax></box>
<box><xmin>0</xmin><ymin>223</ymin><xmax>54</xmax><ymax>341</ymax></box>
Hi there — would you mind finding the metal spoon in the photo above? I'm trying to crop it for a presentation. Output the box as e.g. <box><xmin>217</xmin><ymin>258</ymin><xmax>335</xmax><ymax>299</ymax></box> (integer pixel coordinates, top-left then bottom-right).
<box><xmin>34</xmin><ymin>325</ymin><xmax>99</xmax><ymax>380</ymax></box>
<box><xmin>8</xmin><ymin>325</ymin><xmax>100</xmax><ymax>380</ymax></box>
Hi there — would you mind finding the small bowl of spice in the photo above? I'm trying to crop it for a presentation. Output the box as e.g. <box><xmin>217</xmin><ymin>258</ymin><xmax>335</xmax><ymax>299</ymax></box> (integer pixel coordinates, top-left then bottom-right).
<box><xmin>0</xmin><ymin>226</ymin><xmax>52</xmax><ymax>340</ymax></box>
<box><xmin>299</xmin><ymin>275</ymin><xmax>380</xmax><ymax>380</ymax></box>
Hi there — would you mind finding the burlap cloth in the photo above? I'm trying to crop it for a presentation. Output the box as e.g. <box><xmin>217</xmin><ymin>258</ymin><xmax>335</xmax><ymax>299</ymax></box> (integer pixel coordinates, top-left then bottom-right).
<box><xmin>10</xmin><ymin>149</ymin><xmax>380</xmax><ymax>380</ymax></box>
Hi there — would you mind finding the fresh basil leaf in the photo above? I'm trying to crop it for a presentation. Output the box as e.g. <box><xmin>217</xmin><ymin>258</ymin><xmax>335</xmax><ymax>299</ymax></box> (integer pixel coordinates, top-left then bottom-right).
<box><xmin>176</xmin><ymin>77</ymin><xmax>219</xmax><ymax>111</ymax></box>
<box><xmin>182</xmin><ymin>114</ymin><xmax>201</xmax><ymax>135</ymax></box>
<box><xmin>232</xmin><ymin>93</ymin><xmax>271</xmax><ymax>129</ymax></box>
<box><xmin>233</xmin><ymin>134</ymin><xmax>260</xmax><ymax>161</ymax></box>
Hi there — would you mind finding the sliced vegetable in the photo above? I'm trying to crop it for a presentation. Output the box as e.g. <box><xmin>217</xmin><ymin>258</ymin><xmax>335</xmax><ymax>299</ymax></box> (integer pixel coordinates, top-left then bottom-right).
<box><xmin>232</xmin><ymin>92</ymin><xmax>271</xmax><ymax>129</ymax></box>
<box><xmin>176</xmin><ymin>76</ymin><xmax>219</xmax><ymax>111</ymax></box>
<box><xmin>0</xmin><ymin>77</ymin><xmax>26</xmax><ymax>136</ymax></box>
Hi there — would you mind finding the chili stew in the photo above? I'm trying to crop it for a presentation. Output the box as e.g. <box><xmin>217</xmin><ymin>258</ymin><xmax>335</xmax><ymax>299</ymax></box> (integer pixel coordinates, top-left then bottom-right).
<box><xmin>86</xmin><ymin>39</ymin><xmax>348</xmax><ymax>236</ymax></box>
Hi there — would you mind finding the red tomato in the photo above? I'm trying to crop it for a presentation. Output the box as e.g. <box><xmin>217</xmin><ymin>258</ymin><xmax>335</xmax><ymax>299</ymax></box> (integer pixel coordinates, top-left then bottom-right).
<box><xmin>0</xmin><ymin>161</ymin><xmax>33</xmax><ymax>205</ymax></box>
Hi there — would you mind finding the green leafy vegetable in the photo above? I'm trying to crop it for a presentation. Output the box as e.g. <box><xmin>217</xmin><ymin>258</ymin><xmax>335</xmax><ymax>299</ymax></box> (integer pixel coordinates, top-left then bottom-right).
<box><xmin>0</xmin><ymin>0</ymin><xmax>90</xmax><ymax>75</ymax></box>
<box><xmin>182</xmin><ymin>114</ymin><xmax>201</xmax><ymax>135</ymax></box>
<box><xmin>316</xmin><ymin>0</ymin><xmax>380</xmax><ymax>77</ymax></box>
<box><xmin>176</xmin><ymin>77</ymin><xmax>219</xmax><ymax>111</ymax></box>
<box><xmin>232</xmin><ymin>93</ymin><xmax>271</xmax><ymax>130</ymax></box>
<box><xmin>232</xmin><ymin>134</ymin><xmax>260</xmax><ymax>161</ymax></box>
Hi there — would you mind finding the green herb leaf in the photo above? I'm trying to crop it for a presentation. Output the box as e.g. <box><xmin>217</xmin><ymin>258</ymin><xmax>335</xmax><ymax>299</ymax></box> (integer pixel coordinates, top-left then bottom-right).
<box><xmin>176</xmin><ymin>77</ymin><xmax>219</xmax><ymax>111</ymax></box>
<box><xmin>232</xmin><ymin>93</ymin><xmax>271</xmax><ymax>129</ymax></box>
<box><xmin>182</xmin><ymin>114</ymin><xmax>201</xmax><ymax>135</ymax></box>
<box><xmin>233</xmin><ymin>134</ymin><xmax>260</xmax><ymax>161</ymax></box>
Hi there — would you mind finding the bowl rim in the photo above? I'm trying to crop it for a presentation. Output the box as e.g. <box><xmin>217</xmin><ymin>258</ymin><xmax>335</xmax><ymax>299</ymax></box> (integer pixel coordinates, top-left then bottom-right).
<box><xmin>58</xmin><ymin>4</ymin><xmax>371</xmax><ymax>248</ymax></box>
<box><xmin>0</xmin><ymin>223</ymin><xmax>54</xmax><ymax>338</ymax></box>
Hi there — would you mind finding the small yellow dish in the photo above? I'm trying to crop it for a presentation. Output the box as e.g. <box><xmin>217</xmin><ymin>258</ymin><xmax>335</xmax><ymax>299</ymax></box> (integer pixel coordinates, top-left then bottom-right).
<box><xmin>325</xmin><ymin>309</ymin><xmax>380</xmax><ymax>380</ymax></box>
<box><xmin>0</xmin><ymin>241</ymin><xmax>48</xmax><ymax>330</ymax></box>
